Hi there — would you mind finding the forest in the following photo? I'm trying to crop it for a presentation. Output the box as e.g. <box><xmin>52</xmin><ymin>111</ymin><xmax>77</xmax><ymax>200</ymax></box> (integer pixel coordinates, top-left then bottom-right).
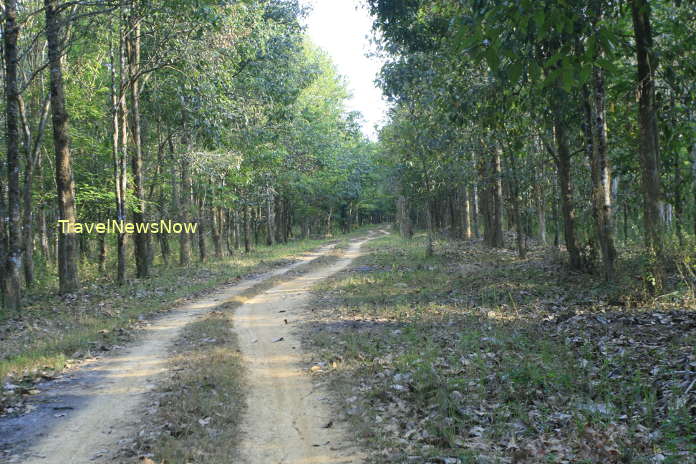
<box><xmin>0</xmin><ymin>0</ymin><xmax>388</xmax><ymax>311</ymax></box>
<box><xmin>373</xmin><ymin>0</ymin><xmax>695</xmax><ymax>283</ymax></box>
<box><xmin>0</xmin><ymin>0</ymin><xmax>695</xmax><ymax>463</ymax></box>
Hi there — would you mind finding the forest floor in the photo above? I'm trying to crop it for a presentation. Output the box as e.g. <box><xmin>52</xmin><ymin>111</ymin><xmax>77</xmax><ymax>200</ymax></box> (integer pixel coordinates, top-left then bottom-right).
<box><xmin>304</xmin><ymin>233</ymin><xmax>696</xmax><ymax>464</ymax></box>
<box><xmin>2</xmin><ymin>230</ymin><xmax>695</xmax><ymax>464</ymax></box>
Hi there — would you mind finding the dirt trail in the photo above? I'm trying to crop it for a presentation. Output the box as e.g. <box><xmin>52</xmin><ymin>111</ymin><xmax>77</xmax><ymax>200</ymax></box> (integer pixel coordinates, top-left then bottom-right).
<box><xmin>0</xmin><ymin>243</ymin><xmax>340</xmax><ymax>464</ymax></box>
<box><xmin>234</xmin><ymin>234</ymin><xmax>377</xmax><ymax>464</ymax></box>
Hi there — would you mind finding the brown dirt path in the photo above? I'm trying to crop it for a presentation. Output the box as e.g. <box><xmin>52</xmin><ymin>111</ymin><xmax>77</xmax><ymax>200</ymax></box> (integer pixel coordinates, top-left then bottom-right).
<box><xmin>233</xmin><ymin>233</ymin><xmax>383</xmax><ymax>464</ymax></box>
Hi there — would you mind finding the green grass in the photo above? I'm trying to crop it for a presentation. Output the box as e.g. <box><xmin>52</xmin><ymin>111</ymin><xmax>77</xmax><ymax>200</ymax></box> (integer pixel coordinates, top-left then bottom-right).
<box><xmin>306</xmin><ymin>233</ymin><xmax>696</xmax><ymax>463</ymax></box>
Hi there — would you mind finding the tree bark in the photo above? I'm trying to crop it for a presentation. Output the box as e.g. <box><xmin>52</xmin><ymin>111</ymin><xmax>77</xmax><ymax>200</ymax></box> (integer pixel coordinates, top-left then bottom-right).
<box><xmin>179</xmin><ymin>154</ymin><xmax>192</xmax><ymax>265</ymax></box>
<box><xmin>471</xmin><ymin>183</ymin><xmax>479</xmax><ymax>239</ymax></box>
<box><xmin>46</xmin><ymin>0</ymin><xmax>79</xmax><ymax>293</ymax></box>
<box><xmin>591</xmin><ymin>68</ymin><xmax>616</xmax><ymax>279</ymax></box>
<box><xmin>553</xmin><ymin>122</ymin><xmax>581</xmax><ymax>269</ymax></box>
<box><xmin>212</xmin><ymin>206</ymin><xmax>223</xmax><ymax>259</ymax></box>
<box><xmin>18</xmin><ymin>95</ymin><xmax>50</xmax><ymax>288</ymax></box>
<box><xmin>461</xmin><ymin>187</ymin><xmax>471</xmax><ymax>239</ymax></box>
<box><xmin>631</xmin><ymin>0</ymin><xmax>663</xmax><ymax>286</ymax></box>
<box><xmin>425</xmin><ymin>199</ymin><xmax>434</xmax><ymax>257</ymax></box>
<box><xmin>243</xmin><ymin>203</ymin><xmax>251</xmax><ymax>253</ymax></box>
<box><xmin>39</xmin><ymin>207</ymin><xmax>50</xmax><ymax>259</ymax></box>
<box><xmin>98</xmin><ymin>234</ymin><xmax>106</xmax><ymax>274</ymax></box>
<box><xmin>3</xmin><ymin>0</ymin><xmax>22</xmax><ymax>309</ymax></box>
<box><xmin>266</xmin><ymin>187</ymin><xmax>276</xmax><ymax>246</ymax></box>
<box><xmin>128</xmin><ymin>16</ymin><xmax>149</xmax><ymax>278</ymax></box>
<box><xmin>506</xmin><ymin>150</ymin><xmax>526</xmax><ymax>258</ymax></box>
<box><xmin>396</xmin><ymin>193</ymin><xmax>412</xmax><ymax>239</ymax></box>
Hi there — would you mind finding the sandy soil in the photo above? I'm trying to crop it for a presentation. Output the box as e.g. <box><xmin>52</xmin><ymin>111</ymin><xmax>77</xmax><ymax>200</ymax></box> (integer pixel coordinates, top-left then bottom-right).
<box><xmin>233</xmin><ymin>235</ymin><xmax>380</xmax><ymax>464</ymax></box>
<box><xmin>0</xmin><ymin>243</ymin><xmax>342</xmax><ymax>464</ymax></box>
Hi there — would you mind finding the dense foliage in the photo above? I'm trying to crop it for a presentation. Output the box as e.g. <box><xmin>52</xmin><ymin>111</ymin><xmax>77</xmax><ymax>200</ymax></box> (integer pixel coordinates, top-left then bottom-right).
<box><xmin>0</xmin><ymin>0</ymin><xmax>388</xmax><ymax>310</ymax></box>
<box><xmin>370</xmin><ymin>0</ymin><xmax>695</xmax><ymax>286</ymax></box>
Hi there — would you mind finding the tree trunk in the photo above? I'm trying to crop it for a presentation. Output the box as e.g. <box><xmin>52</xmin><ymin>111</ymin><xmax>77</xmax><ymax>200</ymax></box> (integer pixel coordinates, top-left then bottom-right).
<box><xmin>243</xmin><ymin>204</ymin><xmax>251</xmax><ymax>253</ymax></box>
<box><xmin>553</xmin><ymin>122</ymin><xmax>581</xmax><ymax>269</ymax></box>
<box><xmin>4</xmin><ymin>0</ymin><xmax>22</xmax><ymax>309</ymax></box>
<box><xmin>471</xmin><ymin>183</ymin><xmax>479</xmax><ymax>239</ymax></box>
<box><xmin>425</xmin><ymin>199</ymin><xmax>434</xmax><ymax>257</ymax></box>
<box><xmin>631</xmin><ymin>0</ymin><xmax>663</xmax><ymax>287</ymax></box>
<box><xmin>39</xmin><ymin>207</ymin><xmax>50</xmax><ymax>259</ymax></box>
<box><xmin>46</xmin><ymin>0</ymin><xmax>79</xmax><ymax>293</ymax></box>
<box><xmin>98</xmin><ymin>234</ymin><xmax>106</xmax><ymax>274</ymax></box>
<box><xmin>591</xmin><ymin>67</ymin><xmax>617</xmax><ymax>279</ymax></box>
<box><xmin>212</xmin><ymin>206</ymin><xmax>223</xmax><ymax>259</ymax></box>
<box><xmin>18</xmin><ymin>95</ymin><xmax>49</xmax><ymax>289</ymax></box>
<box><xmin>461</xmin><ymin>187</ymin><xmax>471</xmax><ymax>239</ymax></box>
<box><xmin>266</xmin><ymin>187</ymin><xmax>276</xmax><ymax>246</ymax></box>
<box><xmin>397</xmin><ymin>193</ymin><xmax>412</xmax><ymax>239</ymax></box>
<box><xmin>196</xmin><ymin>194</ymin><xmax>207</xmax><ymax>262</ymax></box>
<box><xmin>534</xmin><ymin>146</ymin><xmax>547</xmax><ymax>245</ymax></box>
<box><xmin>233</xmin><ymin>209</ymin><xmax>241</xmax><ymax>251</ymax></box>
<box><xmin>506</xmin><ymin>150</ymin><xmax>526</xmax><ymax>259</ymax></box>
<box><xmin>128</xmin><ymin>17</ymin><xmax>149</xmax><ymax>278</ymax></box>
<box><xmin>179</xmin><ymin>154</ymin><xmax>192</xmax><ymax>265</ymax></box>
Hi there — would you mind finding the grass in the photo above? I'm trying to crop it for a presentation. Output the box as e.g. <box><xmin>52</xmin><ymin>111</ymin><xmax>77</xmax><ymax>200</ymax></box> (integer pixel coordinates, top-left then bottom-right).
<box><xmin>304</xmin><ymin>233</ymin><xmax>696</xmax><ymax>464</ymax></box>
<box><xmin>123</xmin><ymin>309</ymin><xmax>246</xmax><ymax>463</ymax></box>
<box><xmin>0</xmin><ymin>234</ymin><xmax>358</xmax><ymax>385</ymax></box>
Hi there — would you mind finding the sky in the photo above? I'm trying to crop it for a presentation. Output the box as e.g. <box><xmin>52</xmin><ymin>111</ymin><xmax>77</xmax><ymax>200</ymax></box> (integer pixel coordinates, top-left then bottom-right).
<box><xmin>303</xmin><ymin>0</ymin><xmax>388</xmax><ymax>140</ymax></box>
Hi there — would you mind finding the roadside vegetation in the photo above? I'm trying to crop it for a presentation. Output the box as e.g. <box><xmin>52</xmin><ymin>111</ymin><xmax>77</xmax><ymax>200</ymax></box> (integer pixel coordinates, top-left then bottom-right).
<box><xmin>306</xmin><ymin>233</ymin><xmax>696</xmax><ymax>464</ymax></box>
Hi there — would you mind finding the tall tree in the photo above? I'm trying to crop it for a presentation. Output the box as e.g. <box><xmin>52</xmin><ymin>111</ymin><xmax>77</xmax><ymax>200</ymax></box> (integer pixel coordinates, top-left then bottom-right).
<box><xmin>4</xmin><ymin>0</ymin><xmax>22</xmax><ymax>309</ymax></box>
<box><xmin>631</xmin><ymin>0</ymin><xmax>663</xmax><ymax>288</ymax></box>
<box><xmin>45</xmin><ymin>0</ymin><xmax>79</xmax><ymax>293</ymax></box>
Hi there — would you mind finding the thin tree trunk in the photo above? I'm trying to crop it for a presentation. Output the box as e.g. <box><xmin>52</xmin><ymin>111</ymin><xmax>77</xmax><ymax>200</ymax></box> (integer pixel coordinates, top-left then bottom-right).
<box><xmin>116</xmin><ymin>20</ymin><xmax>129</xmax><ymax>285</ymax></box>
<box><xmin>461</xmin><ymin>187</ymin><xmax>471</xmax><ymax>239</ymax></box>
<box><xmin>631</xmin><ymin>0</ymin><xmax>663</xmax><ymax>287</ymax></box>
<box><xmin>483</xmin><ymin>146</ymin><xmax>505</xmax><ymax>248</ymax></box>
<box><xmin>0</xmin><ymin>173</ymin><xmax>6</xmax><ymax>305</ymax></box>
<box><xmin>128</xmin><ymin>16</ymin><xmax>149</xmax><ymax>278</ymax></box>
<box><xmin>397</xmin><ymin>193</ymin><xmax>412</xmax><ymax>239</ymax></box>
<box><xmin>46</xmin><ymin>0</ymin><xmax>79</xmax><ymax>293</ymax></box>
<box><xmin>179</xmin><ymin>154</ymin><xmax>192</xmax><ymax>265</ymax></box>
<box><xmin>197</xmin><ymin>195</ymin><xmax>207</xmax><ymax>262</ymax></box>
<box><xmin>425</xmin><ymin>199</ymin><xmax>434</xmax><ymax>257</ymax></box>
<box><xmin>592</xmin><ymin>67</ymin><xmax>616</xmax><ymax>278</ymax></box>
<box><xmin>39</xmin><ymin>207</ymin><xmax>50</xmax><ymax>259</ymax></box>
<box><xmin>212</xmin><ymin>206</ymin><xmax>223</xmax><ymax>259</ymax></box>
<box><xmin>98</xmin><ymin>234</ymin><xmax>106</xmax><ymax>274</ymax></box>
<box><xmin>507</xmin><ymin>150</ymin><xmax>526</xmax><ymax>258</ymax></box>
<box><xmin>233</xmin><ymin>209</ymin><xmax>241</xmax><ymax>251</ymax></box>
<box><xmin>471</xmin><ymin>183</ymin><xmax>479</xmax><ymax>239</ymax></box>
<box><xmin>243</xmin><ymin>204</ymin><xmax>251</xmax><ymax>253</ymax></box>
<box><xmin>266</xmin><ymin>187</ymin><xmax>276</xmax><ymax>246</ymax></box>
<box><xmin>18</xmin><ymin>94</ymin><xmax>50</xmax><ymax>288</ymax></box>
<box><xmin>3</xmin><ymin>0</ymin><xmax>22</xmax><ymax>309</ymax></box>
<box><xmin>553</xmin><ymin>122</ymin><xmax>581</xmax><ymax>269</ymax></box>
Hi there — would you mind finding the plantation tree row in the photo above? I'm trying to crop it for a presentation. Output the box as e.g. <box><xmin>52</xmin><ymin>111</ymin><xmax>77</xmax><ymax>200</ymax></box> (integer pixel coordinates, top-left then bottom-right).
<box><xmin>0</xmin><ymin>0</ymin><xmax>389</xmax><ymax>311</ymax></box>
<box><xmin>370</xmin><ymin>0</ymin><xmax>695</xmax><ymax>287</ymax></box>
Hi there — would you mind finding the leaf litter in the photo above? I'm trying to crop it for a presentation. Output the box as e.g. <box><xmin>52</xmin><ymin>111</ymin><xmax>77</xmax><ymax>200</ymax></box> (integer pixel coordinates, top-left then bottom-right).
<box><xmin>302</xmin><ymin>235</ymin><xmax>696</xmax><ymax>464</ymax></box>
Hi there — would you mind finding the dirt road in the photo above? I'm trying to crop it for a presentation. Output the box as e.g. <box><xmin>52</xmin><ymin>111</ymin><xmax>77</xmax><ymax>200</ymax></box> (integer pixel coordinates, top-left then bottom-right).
<box><xmin>234</xmin><ymin>235</ymin><xmax>375</xmax><ymax>464</ymax></box>
<box><xmin>1</xmin><ymin>234</ymin><xmax>376</xmax><ymax>464</ymax></box>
